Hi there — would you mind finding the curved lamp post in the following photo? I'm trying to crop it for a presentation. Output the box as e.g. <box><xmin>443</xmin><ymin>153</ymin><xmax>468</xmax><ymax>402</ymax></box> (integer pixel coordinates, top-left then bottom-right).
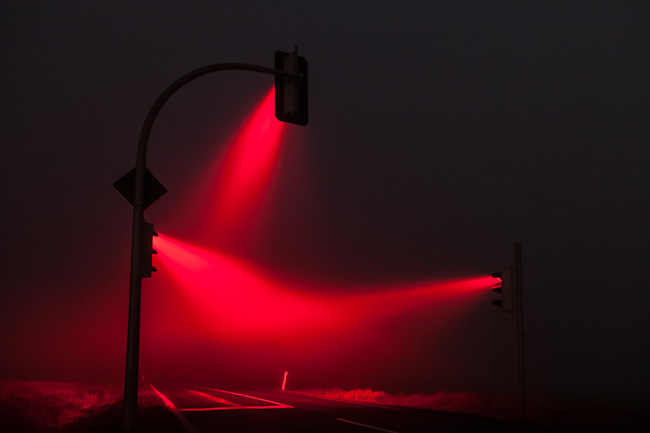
<box><xmin>115</xmin><ymin>51</ymin><xmax>307</xmax><ymax>431</ymax></box>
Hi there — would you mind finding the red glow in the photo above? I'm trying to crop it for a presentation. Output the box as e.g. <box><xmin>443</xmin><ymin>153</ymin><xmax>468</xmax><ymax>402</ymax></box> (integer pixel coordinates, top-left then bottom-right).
<box><xmin>140</xmin><ymin>87</ymin><xmax>501</xmax><ymax>391</ymax></box>
<box><xmin>154</xmin><ymin>234</ymin><xmax>343</xmax><ymax>341</ymax></box>
<box><xmin>206</xmin><ymin>88</ymin><xmax>285</xmax><ymax>243</ymax></box>
<box><xmin>154</xmin><ymin>234</ymin><xmax>495</xmax><ymax>343</ymax></box>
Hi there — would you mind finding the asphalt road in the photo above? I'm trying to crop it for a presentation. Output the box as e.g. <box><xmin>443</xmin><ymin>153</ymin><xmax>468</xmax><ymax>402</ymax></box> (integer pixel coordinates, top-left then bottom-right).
<box><xmin>150</xmin><ymin>385</ymin><xmax>537</xmax><ymax>433</ymax></box>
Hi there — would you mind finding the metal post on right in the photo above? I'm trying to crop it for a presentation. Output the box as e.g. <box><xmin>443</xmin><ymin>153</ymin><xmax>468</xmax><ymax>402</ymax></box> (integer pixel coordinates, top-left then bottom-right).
<box><xmin>515</xmin><ymin>242</ymin><xmax>527</xmax><ymax>422</ymax></box>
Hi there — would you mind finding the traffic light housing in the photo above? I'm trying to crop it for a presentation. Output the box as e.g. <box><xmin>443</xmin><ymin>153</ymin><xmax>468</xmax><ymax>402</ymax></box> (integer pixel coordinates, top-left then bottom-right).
<box><xmin>491</xmin><ymin>267</ymin><xmax>515</xmax><ymax>313</ymax></box>
<box><xmin>140</xmin><ymin>221</ymin><xmax>158</xmax><ymax>278</ymax></box>
<box><xmin>275</xmin><ymin>48</ymin><xmax>308</xmax><ymax>125</ymax></box>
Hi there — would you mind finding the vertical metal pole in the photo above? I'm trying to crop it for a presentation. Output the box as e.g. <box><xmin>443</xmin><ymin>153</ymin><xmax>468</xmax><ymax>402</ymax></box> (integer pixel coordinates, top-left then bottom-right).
<box><xmin>515</xmin><ymin>242</ymin><xmax>527</xmax><ymax>421</ymax></box>
<box><xmin>123</xmin><ymin>162</ymin><xmax>146</xmax><ymax>432</ymax></box>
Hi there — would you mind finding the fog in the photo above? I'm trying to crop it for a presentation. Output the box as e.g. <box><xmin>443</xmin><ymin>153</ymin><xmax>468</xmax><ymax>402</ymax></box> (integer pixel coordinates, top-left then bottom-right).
<box><xmin>1</xmin><ymin>1</ymin><xmax>649</xmax><ymax>414</ymax></box>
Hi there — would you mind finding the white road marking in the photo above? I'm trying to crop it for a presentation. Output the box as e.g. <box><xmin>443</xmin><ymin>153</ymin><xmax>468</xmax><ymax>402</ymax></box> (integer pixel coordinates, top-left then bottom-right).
<box><xmin>336</xmin><ymin>418</ymin><xmax>401</xmax><ymax>433</ymax></box>
<box><xmin>150</xmin><ymin>385</ymin><xmax>201</xmax><ymax>433</ymax></box>
<box><xmin>200</xmin><ymin>387</ymin><xmax>293</xmax><ymax>408</ymax></box>
<box><xmin>188</xmin><ymin>389</ymin><xmax>241</xmax><ymax>407</ymax></box>
<box><xmin>181</xmin><ymin>405</ymin><xmax>289</xmax><ymax>411</ymax></box>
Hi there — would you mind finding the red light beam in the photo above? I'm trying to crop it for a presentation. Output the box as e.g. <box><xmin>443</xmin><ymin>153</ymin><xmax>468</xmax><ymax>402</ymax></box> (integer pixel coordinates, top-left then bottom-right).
<box><xmin>204</xmin><ymin>88</ymin><xmax>285</xmax><ymax>247</ymax></box>
<box><xmin>153</xmin><ymin>234</ymin><xmax>497</xmax><ymax>343</ymax></box>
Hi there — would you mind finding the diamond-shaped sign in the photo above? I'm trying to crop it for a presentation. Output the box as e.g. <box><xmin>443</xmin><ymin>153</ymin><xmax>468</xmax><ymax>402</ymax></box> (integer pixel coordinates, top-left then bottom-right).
<box><xmin>114</xmin><ymin>167</ymin><xmax>167</xmax><ymax>210</ymax></box>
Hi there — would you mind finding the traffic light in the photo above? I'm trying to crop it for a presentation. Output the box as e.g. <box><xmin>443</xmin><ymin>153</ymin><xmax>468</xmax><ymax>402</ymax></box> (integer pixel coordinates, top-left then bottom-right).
<box><xmin>491</xmin><ymin>267</ymin><xmax>515</xmax><ymax>313</ymax></box>
<box><xmin>140</xmin><ymin>221</ymin><xmax>158</xmax><ymax>278</ymax></box>
<box><xmin>275</xmin><ymin>47</ymin><xmax>308</xmax><ymax>125</ymax></box>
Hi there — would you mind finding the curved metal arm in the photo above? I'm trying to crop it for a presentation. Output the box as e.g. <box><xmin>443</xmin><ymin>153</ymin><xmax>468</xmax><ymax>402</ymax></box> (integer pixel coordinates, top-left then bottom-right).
<box><xmin>137</xmin><ymin>63</ymin><xmax>299</xmax><ymax>168</ymax></box>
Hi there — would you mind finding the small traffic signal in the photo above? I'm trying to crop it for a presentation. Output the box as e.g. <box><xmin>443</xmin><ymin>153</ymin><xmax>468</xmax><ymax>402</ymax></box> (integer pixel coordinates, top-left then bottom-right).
<box><xmin>491</xmin><ymin>267</ymin><xmax>515</xmax><ymax>313</ymax></box>
<box><xmin>275</xmin><ymin>47</ymin><xmax>308</xmax><ymax>125</ymax></box>
<box><xmin>140</xmin><ymin>221</ymin><xmax>158</xmax><ymax>278</ymax></box>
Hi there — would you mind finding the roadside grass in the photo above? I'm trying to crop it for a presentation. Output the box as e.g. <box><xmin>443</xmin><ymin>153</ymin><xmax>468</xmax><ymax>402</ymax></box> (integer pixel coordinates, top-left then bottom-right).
<box><xmin>0</xmin><ymin>380</ymin><xmax>120</xmax><ymax>432</ymax></box>
<box><xmin>305</xmin><ymin>388</ymin><xmax>518</xmax><ymax>420</ymax></box>
<box><xmin>0</xmin><ymin>381</ymin><xmax>179</xmax><ymax>433</ymax></box>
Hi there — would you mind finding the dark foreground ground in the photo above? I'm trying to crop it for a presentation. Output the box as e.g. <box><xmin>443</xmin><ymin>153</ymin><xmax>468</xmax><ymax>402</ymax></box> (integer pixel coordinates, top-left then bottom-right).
<box><xmin>0</xmin><ymin>381</ymin><xmax>647</xmax><ymax>433</ymax></box>
<box><xmin>0</xmin><ymin>381</ymin><xmax>177</xmax><ymax>433</ymax></box>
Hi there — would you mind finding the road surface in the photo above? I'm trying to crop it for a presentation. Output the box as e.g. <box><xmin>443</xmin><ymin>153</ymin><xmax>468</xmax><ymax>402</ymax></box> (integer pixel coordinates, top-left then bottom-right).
<box><xmin>150</xmin><ymin>385</ymin><xmax>536</xmax><ymax>433</ymax></box>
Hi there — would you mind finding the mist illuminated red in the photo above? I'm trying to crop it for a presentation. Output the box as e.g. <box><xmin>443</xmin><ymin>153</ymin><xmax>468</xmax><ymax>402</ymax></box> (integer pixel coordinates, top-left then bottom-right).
<box><xmin>204</xmin><ymin>88</ymin><xmax>285</xmax><ymax>246</ymax></box>
<box><xmin>154</xmin><ymin>233</ymin><xmax>496</xmax><ymax>343</ymax></box>
<box><xmin>139</xmin><ymin>87</ymin><xmax>499</xmax><ymax>391</ymax></box>
<box><xmin>153</xmin><ymin>234</ymin><xmax>340</xmax><ymax>341</ymax></box>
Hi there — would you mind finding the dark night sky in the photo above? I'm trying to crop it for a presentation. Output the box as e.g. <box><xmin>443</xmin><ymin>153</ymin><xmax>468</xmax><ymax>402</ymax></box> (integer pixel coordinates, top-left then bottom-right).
<box><xmin>1</xmin><ymin>0</ymin><xmax>649</xmax><ymax>410</ymax></box>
